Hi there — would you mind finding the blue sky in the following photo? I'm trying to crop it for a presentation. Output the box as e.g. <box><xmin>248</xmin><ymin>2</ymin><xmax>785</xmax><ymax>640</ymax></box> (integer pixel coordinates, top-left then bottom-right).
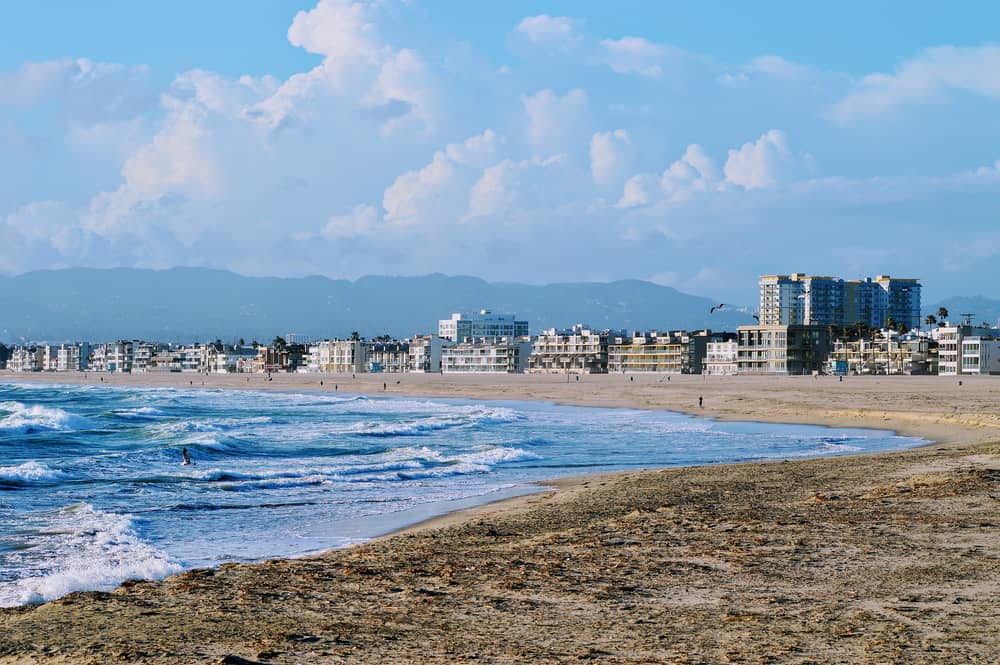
<box><xmin>1</xmin><ymin>1</ymin><xmax>999</xmax><ymax>305</ymax></box>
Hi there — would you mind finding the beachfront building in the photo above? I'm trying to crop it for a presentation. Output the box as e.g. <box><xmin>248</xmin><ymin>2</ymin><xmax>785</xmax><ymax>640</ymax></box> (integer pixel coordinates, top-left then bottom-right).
<box><xmin>826</xmin><ymin>335</ymin><xmax>936</xmax><ymax>375</ymax></box>
<box><xmin>90</xmin><ymin>341</ymin><xmax>135</xmax><ymax>373</ymax></box>
<box><xmin>132</xmin><ymin>343</ymin><xmax>160</xmax><ymax>372</ymax></box>
<box><xmin>875</xmin><ymin>276</ymin><xmax>922</xmax><ymax>331</ymax></box>
<box><xmin>705</xmin><ymin>340</ymin><xmax>739</xmax><ymax>375</ymax></box>
<box><xmin>207</xmin><ymin>345</ymin><xmax>258</xmax><ymax>373</ymax></box>
<box><xmin>441</xmin><ymin>336</ymin><xmax>533</xmax><ymax>373</ymax></box>
<box><xmin>607</xmin><ymin>331</ymin><xmax>689</xmax><ymax>374</ymax></box>
<box><xmin>367</xmin><ymin>339</ymin><xmax>408</xmax><ymax>373</ymax></box>
<box><xmin>7</xmin><ymin>346</ymin><xmax>44</xmax><ymax>372</ymax></box>
<box><xmin>408</xmin><ymin>335</ymin><xmax>453</xmax><ymax>373</ymax></box>
<box><xmin>960</xmin><ymin>336</ymin><xmax>1000</xmax><ymax>375</ymax></box>
<box><xmin>306</xmin><ymin>339</ymin><xmax>368</xmax><ymax>374</ymax></box>
<box><xmin>737</xmin><ymin>325</ymin><xmax>832</xmax><ymax>375</ymax></box>
<box><xmin>56</xmin><ymin>343</ymin><xmax>92</xmax><ymax>371</ymax></box>
<box><xmin>936</xmin><ymin>325</ymin><xmax>997</xmax><ymax>376</ymax></box>
<box><xmin>528</xmin><ymin>325</ymin><xmax>613</xmax><ymax>374</ymax></box>
<box><xmin>438</xmin><ymin>310</ymin><xmax>529</xmax><ymax>342</ymax></box>
<box><xmin>759</xmin><ymin>273</ymin><xmax>922</xmax><ymax>330</ymax></box>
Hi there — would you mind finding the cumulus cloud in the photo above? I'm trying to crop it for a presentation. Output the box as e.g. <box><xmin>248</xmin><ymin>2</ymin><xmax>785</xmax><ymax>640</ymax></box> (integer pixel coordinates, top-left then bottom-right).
<box><xmin>619</xmin><ymin>143</ymin><xmax>720</xmax><ymax>208</ymax></box>
<box><xmin>512</xmin><ymin>15</ymin><xmax>583</xmax><ymax>53</ymax></box>
<box><xmin>596</xmin><ymin>37</ymin><xmax>669</xmax><ymax>79</ymax></box>
<box><xmin>246</xmin><ymin>0</ymin><xmax>436</xmax><ymax>135</ymax></box>
<box><xmin>1</xmin><ymin>3</ymin><xmax>999</xmax><ymax>302</ymax></box>
<box><xmin>723</xmin><ymin>129</ymin><xmax>805</xmax><ymax>189</ymax></box>
<box><xmin>522</xmin><ymin>88</ymin><xmax>589</xmax><ymax>154</ymax></box>
<box><xmin>383</xmin><ymin>129</ymin><xmax>499</xmax><ymax>224</ymax></box>
<box><xmin>589</xmin><ymin>129</ymin><xmax>632</xmax><ymax>188</ymax></box>
<box><xmin>832</xmin><ymin>45</ymin><xmax>1000</xmax><ymax>121</ymax></box>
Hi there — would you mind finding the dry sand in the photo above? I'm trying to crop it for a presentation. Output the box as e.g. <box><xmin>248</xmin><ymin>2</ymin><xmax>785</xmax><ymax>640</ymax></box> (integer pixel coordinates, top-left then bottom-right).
<box><xmin>1</xmin><ymin>371</ymin><xmax>998</xmax><ymax>664</ymax></box>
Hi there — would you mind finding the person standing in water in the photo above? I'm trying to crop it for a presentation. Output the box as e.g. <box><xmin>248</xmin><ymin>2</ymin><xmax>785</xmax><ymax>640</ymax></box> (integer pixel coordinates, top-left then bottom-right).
<box><xmin>181</xmin><ymin>447</ymin><xmax>193</xmax><ymax>466</ymax></box>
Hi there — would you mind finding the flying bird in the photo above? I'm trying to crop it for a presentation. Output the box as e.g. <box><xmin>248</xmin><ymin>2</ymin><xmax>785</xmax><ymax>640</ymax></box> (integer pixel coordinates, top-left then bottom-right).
<box><xmin>752</xmin><ymin>314</ymin><xmax>760</xmax><ymax>322</ymax></box>
<box><xmin>709</xmin><ymin>303</ymin><xmax>728</xmax><ymax>314</ymax></box>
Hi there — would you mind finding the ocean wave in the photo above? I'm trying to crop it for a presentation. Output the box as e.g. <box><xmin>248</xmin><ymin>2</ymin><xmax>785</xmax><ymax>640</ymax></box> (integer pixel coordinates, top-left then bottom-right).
<box><xmin>112</xmin><ymin>406</ymin><xmax>165</xmax><ymax>419</ymax></box>
<box><xmin>149</xmin><ymin>416</ymin><xmax>273</xmax><ymax>437</ymax></box>
<box><xmin>0</xmin><ymin>503</ymin><xmax>181</xmax><ymax>607</ymax></box>
<box><xmin>0</xmin><ymin>402</ymin><xmax>93</xmax><ymax>434</ymax></box>
<box><xmin>0</xmin><ymin>461</ymin><xmax>72</xmax><ymax>487</ymax></box>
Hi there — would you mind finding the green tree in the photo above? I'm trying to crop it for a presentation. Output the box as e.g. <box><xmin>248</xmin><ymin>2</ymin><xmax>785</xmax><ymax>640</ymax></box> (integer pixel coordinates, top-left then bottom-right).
<box><xmin>272</xmin><ymin>336</ymin><xmax>287</xmax><ymax>350</ymax></box>
<box><xmin>937</xmin><ymin>306</ymin><xmax>949</xmax><ymax>322</ymax></box>
<box><xmin>924</xmin><ymin>314</ymin><xmax>937</xmax><ymax>327</ymax></box>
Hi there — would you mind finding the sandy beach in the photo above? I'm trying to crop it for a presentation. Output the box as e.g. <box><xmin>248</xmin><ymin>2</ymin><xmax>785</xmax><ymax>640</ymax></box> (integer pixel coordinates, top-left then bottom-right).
<box><xmin>1</xmin><ymin>371</ymin><xmax>998</xmax><ymax>663</ymax></box>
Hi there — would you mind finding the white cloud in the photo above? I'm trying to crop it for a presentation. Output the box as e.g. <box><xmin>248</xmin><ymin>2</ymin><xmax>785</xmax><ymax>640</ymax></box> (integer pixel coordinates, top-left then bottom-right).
<box><xmin>522</xmin><ymin>88</ymin><xmax>589</xmax><ymax>154</ymax></box>
<box><xmin>382</xmin><ymin>129</ymin><xmax>500</xmax><ymax>224</ymax></box>
<box><xmin>596</xmin><ymin>37</ymin><xmax>668</xmax><ymax>79</ymax></box>
<box><xmin>723</xmin><ymin>129</ymin><xmax>804</xmax><ymax>189</ymax></box>
<box><xmin>832</xmin><ymin>45</ymin><xmax>1000</xmax><ymax>122</ymax></box>
<box><xmin>619</xmin><ymin>143</ymin><xmax>719</xmax><ymax>208</ymax></box>
<box><xmin>589</xmin><ymin>129</ymin><xmax>632</xmax><ymax>188</ymax></box>
<box><xmin>319</xmin><ymin>204</ymin><xmax>380</xmax><ymax>240</ymax></box>
<box><xmin>246</xmin><ymin>0</ymin><xmax>436</xmax><ymax>135</ymax></box>
<box><xmin>512</xmin><ymin>15</ymin><xmax>582</xmax><ymax>53</ymax></box>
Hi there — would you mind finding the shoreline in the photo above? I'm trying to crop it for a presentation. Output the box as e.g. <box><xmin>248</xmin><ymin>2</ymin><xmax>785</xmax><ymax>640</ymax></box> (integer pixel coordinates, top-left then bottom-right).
<box><xmin>2</xmin><ymin>369</ymin><xmax>990</xmax><ymax>444</ymax></box>
<box><xmin>0</xmin><ymin>371</ymin><xmax>934</xmax><ymax>558</ymax></box>
<box><xmin>2</xmin><ymin>372</ymin><xmax>998</xmax><ymax>663</ymax></box>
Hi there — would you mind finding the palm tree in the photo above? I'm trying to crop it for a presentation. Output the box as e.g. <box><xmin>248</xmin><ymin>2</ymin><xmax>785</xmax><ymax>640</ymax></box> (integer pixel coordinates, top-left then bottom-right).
<box><xmin>924</xmin><ymin>314</ymin><xmax>937</xmax><ymax>327</ymax></box>
<box><xmin>272</xmin><ymin>336</ymin><xmax>287</xmax><ymax>351</ymax></box>
<box><xmin>937</xmin><ymin>306</ymin><xmax>949</xmax><ymax>322</ymax></box>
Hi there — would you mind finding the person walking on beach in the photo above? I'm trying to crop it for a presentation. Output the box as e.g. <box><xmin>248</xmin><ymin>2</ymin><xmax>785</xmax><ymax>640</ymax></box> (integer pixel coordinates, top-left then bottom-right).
<box><xmin>698</xmin><ymin>396</ymin><xmax>703</xmax><ymax>408</ymax></box>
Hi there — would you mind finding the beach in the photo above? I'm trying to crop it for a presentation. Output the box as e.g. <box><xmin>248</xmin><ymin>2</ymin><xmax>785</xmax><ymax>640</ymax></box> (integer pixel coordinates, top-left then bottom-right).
<box><xmin>1</xmin><ymin>372</ymin><xmax>998</xmax><ymax>663</ymax></box>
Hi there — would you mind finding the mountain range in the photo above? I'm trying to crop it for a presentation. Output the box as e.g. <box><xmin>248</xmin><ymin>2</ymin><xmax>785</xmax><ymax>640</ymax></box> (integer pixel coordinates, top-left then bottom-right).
<box><xmin>0</xmin><ymin>268</ymin><xmax>754</xmax><ymax>343</ymax></box>
<box><xmin>1</xmin><ymin>268</ymin><xmax>993</xmax><ymax>344</ymax></box>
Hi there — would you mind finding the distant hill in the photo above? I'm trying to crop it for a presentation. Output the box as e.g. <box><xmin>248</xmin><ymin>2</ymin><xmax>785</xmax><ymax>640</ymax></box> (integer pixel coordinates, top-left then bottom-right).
<box><xmin>926</xmin><ymin>296</ymin><xmax>1000</xmax><ymax>328</ymax></box>
<box><xmin>0</xmin><ymin>268</ymin><xmax>752</xmax><ymax>343</ymax></box>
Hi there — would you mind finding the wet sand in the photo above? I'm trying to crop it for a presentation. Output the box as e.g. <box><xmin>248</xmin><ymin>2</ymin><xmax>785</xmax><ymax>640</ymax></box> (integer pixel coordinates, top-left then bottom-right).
<box><xmin>1</xmin><ymin>372</ymin><xmax>998</xmax><ymax>663</ymax></box>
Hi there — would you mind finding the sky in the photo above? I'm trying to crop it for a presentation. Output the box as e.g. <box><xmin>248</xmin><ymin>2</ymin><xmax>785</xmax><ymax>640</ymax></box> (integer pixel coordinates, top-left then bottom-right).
<box><xmin>1</xmin><ymin>1</ymin><xmax>999</xmax><ymax>306</ymax></box>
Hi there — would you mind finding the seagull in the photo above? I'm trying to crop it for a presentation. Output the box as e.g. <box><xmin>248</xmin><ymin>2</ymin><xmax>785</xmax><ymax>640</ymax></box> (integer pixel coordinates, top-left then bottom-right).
<box><xmin>709</xmin><ymin>303</ymin><xmax>728</xmax><ymax>314</ymax></box>
<box><xmin>796</xmin><ymin>291</ymin><xmax>812</xmax><ymax>300</ymax></box>
<box><xmin>752</xmin><ymin>314</ymin><xmax>760</xmax><ymax>322</ymax></box>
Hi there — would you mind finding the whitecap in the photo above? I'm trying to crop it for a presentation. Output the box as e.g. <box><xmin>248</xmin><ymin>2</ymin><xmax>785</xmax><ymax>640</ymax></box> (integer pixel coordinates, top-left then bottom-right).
<box><xmin>0</xmin><ymin>402</ymin><xmax>93</xmax><ymax>434</ymax></box>
<box><xmin>0</xmin><ymin>461</ymin><xmax>72</xmax><ymax>485</ymax></box>
<box><xmin>0</xmin><ymin>503</ymin><xmax>181</xmax><ymax>607</ymax></box>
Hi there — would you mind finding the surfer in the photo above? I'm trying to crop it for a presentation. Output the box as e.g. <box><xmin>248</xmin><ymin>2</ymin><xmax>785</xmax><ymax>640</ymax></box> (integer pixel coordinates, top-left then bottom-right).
<box><xmin>181</xmin><ymin>447</ymin><xmax>193</xmax><ymax>466</ymax></box>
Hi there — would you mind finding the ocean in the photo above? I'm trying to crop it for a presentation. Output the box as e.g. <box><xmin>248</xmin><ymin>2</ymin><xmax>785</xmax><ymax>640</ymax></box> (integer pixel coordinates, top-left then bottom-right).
<box><xmin>0</xmin><ymin>380</ymin><xmax>924</xmax><ymax>607</ymax></box>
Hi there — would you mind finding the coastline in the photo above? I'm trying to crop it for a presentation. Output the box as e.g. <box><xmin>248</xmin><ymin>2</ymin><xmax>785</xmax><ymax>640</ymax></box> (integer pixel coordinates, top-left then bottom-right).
<box><xmin>1</xmin><ymin>372</ymin><xmax>998</xmax><ymax>663</ymax></box>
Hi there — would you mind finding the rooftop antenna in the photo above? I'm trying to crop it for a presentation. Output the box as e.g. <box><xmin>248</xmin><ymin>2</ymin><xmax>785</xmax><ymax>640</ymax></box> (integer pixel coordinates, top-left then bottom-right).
<box><xmin>961</xmin><ymin>313</ymin><xmax>975</xmax><ymax>326</ymax></box>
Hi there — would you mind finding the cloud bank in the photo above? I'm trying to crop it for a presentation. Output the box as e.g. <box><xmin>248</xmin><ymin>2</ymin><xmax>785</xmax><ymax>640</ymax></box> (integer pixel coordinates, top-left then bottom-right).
<box><xmin>1</xmin><ymin>0</ymin><xmax>999</xmax><ymax>304</ymax></box>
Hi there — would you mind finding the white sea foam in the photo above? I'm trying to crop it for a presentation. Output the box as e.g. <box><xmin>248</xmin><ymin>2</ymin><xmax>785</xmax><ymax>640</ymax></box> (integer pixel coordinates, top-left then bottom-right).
<box><xmin>0</xmin><ymin>402</ymin><xmax>92</xmax><ymax>434</ymax></box>
<box><xmin>0</xmin><ymin>461</ymin><xmax>71</xmax><ymax>484</ymax></box>
<box><xmin>113</xmin><ymin>406</ymin><xmax>164</xmax><ymax>419</ymax></box>
<box><xmin>0</xmin><ymin>503</ymin><xmax>181</xmax><ymax>607</ymax></box>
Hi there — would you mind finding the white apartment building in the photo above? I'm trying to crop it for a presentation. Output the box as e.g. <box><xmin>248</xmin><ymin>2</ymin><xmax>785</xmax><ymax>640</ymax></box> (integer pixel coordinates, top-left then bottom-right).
<box><xmin>527</xmin><ymin>326</ymin><xmax>612</xmax><ymax>374</ymax></box>
<box><xmin>7</xmin><ymin>347</ymin><xmax>44</xmax><ymax>372</ymax></box>
<box><xmin>132</xmin><ymin>343</ymin><xmax>165</xmax><ymax>372</ymax></box>
<box><xmin>960</xmin><ymin>337</ymin><xmax>1000</xmax><ymax>375</ymax></box>
<box><xmin>306</xmin><ymin>339</ymin><xmax>367</xmax><ymax>374</ymax></box>
<box><xmin>937</xmin><ymin>325</ymin><xmax>996</xmax><ymax>376</ymax></box>
<box><xmin>90</xmin><ymin>341</ymin><xmax>135</xmax><ymax>373</ymax></box>
<box><xmin>56</xmin><ymin>343</ymin><xmax>91</xmax><ymax>371</ymax></box>
<box><xmin>705</xmin><ymin>341</ymin><xmax>739</xmax><ymax>375</ymax></box>
<box><xmin>438</xmin><ymin>310</ymin><xmax>529</xmax><ymax>342</ymax></box>
<box><xmin>408</xmin><ymin>335</ymin><xmax>453</xmax><ymax>373</ymax></box>
<box><xmin>442</xmin><ymin>337</ymin><xmax>532</xmax><ymax>373</ymax></box>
